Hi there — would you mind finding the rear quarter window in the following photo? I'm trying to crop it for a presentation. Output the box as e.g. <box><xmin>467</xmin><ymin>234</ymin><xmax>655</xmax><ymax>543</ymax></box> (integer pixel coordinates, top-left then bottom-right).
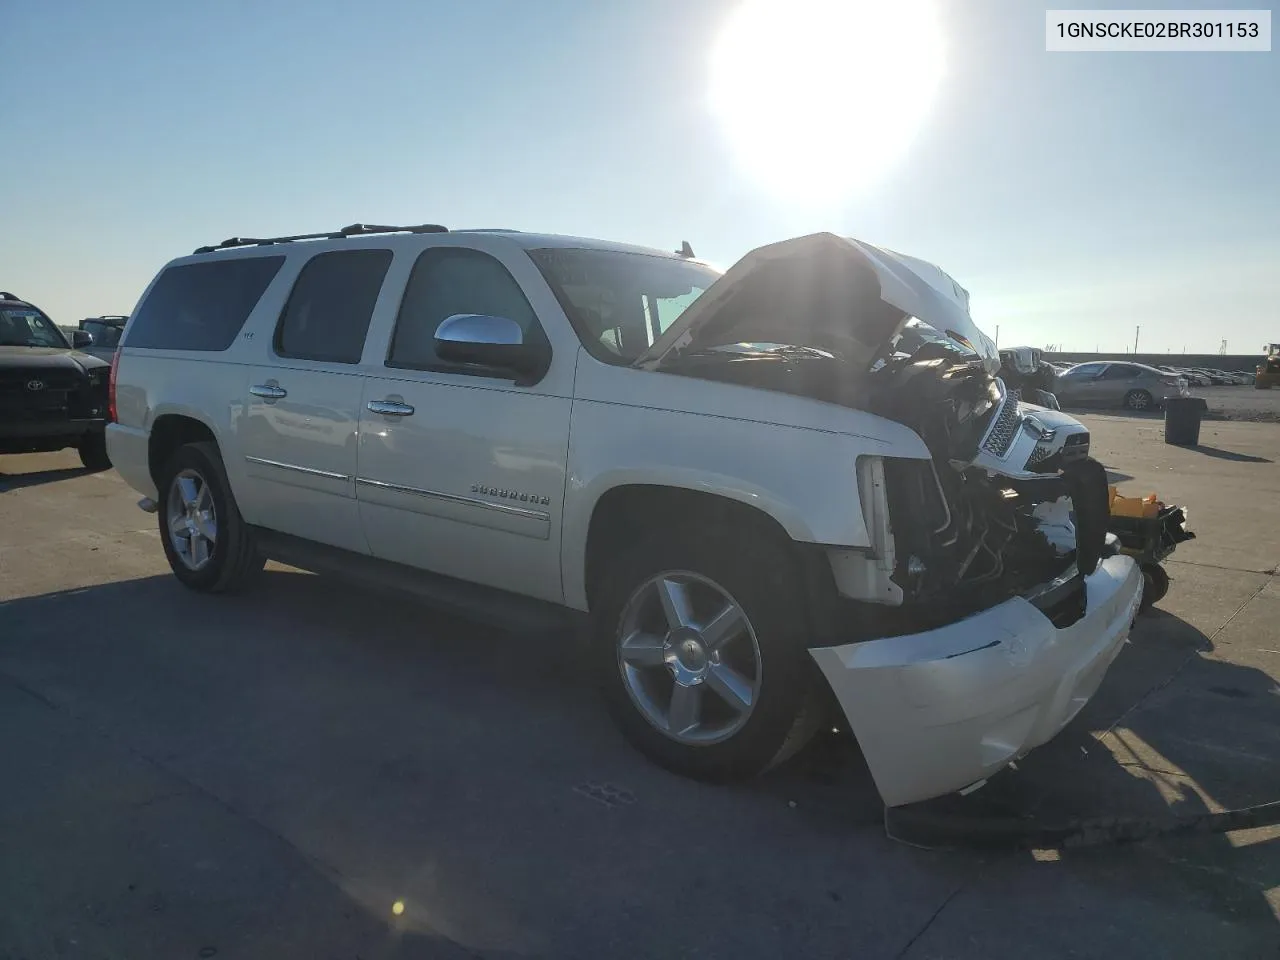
<box><xmin>125</xmin><ymin>256</ymin><xmax>285</xmax><ymax>351</ymax></box>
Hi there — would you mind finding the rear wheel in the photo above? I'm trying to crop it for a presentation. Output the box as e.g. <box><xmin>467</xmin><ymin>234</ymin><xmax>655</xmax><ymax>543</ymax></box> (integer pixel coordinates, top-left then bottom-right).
<box><xmin>1124</xmin><ymin>389</ymin><xmax>1153</xmax><ymax>411</ymax></box>
<box><xmin>157</xmin><ymin>441</ymin><xmax>264</xmax><ymax>593</ymax></box>
<box><xmin>591</xmin><ymin>525</ymin><xmax>821</xmax><ymax>782</ymax></box>
<box><xmin>78</xmin><ymin>431</ymin><xmax>111</xmax><ymax>471</ymax></box>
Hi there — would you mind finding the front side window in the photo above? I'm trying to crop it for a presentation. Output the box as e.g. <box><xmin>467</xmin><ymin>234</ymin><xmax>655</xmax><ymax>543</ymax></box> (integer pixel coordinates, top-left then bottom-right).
<box><xmin>528</xmin><ymin>248</ymin><xmax>719</xmax><ymax>363</ymax></box>
<box><xmin>82</xmin><ymin>320</ymin><xmax>123</xmax><ymax>349</ymax></box>
<box><xmin>0</xmin><ymin>306</ymin><xmax>68</xmax><ymax>348</ymax></box>
<box><xmin>126</xmin><ymin>256</ymin><xmax>285</xmax><ymax>351</ymax></box>
<box><xmin>1062</xmin><ymin>362</ymin><xmax>1103</xmax><ymax>379</ymax></box>
<box><xmin>388</xmin><ymin>248</ymin><xmax>543</xmax><ymax>372</ymax></box>
<box><xmin>275</xmin><ymin>249</ymin><xmax>392</xmax><ymax>364</ymax></box>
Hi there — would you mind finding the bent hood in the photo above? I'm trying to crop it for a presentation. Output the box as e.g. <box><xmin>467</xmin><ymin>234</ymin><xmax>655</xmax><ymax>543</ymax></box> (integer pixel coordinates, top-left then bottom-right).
<box><xmin>634</xmin><ymin>232</ymin><xmax>999</xmax><ymax>375</ymax></box>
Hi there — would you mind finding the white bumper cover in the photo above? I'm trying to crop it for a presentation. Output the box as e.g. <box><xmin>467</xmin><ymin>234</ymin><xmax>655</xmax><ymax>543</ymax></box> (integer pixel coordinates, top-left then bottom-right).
<box><xmin>105</xmin><ymin>423</ymin><xmax>157</xmax><ymax>500</ymax></box>
<box><xmin>809</xmin><ymin>555</ymin><xmax>1144</xmax><ymax>807</ymax></box>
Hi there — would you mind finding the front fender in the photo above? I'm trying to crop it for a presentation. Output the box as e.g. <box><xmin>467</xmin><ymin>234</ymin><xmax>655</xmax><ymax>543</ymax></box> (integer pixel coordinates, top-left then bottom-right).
<box><xmin>561</xmin><ymin>395</ymin><xmax>926</xmax><ymax>611</ymax></box>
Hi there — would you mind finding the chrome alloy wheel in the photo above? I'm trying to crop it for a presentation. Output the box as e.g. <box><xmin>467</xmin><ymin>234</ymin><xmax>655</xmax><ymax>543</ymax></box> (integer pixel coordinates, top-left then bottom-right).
<box><xmin>166</xmin><ymin>468</ymin><xmax>217</xmax><ymax>571</ymax></box>
<box><xmin>616</xmin><ymin>571</ymin><xmax>762</xmax><ymax>745</ymax></box>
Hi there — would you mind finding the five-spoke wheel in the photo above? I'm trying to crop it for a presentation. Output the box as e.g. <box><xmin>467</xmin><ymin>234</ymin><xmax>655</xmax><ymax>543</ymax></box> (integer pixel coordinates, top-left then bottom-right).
<box><xmin>617</xmin><ymin>572</ymin><xmax>762</xmax><ymax>745</ymax></box>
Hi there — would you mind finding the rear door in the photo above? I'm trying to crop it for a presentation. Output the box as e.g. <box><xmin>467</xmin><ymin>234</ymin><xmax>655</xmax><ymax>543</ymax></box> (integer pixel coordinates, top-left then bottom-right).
<box><xmin>238</xmin><ymin>248</ymin><xmax>393</xmax><ymax>553</ymax></box>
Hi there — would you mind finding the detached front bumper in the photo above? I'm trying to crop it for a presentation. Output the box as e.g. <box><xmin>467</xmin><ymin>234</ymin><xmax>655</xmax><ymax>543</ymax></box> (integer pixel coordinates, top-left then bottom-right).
<box><xmin>809</xmin><ymin>554</ymin><xmax>1143</xmax><ymax>807</ymax></box>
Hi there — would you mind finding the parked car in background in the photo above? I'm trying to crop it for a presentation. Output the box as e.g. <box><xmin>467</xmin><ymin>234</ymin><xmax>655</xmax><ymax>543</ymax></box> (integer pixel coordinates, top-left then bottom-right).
<box><xmin>105</xmin><ymin>224</ymin><xmax>1143</xmax><ymax>808</ymax></box>
<box><xmin>1054</xmin><ymin>361</ymin><xmax>1186</xmax><ymax>411</ymax></box>
<box><xmin>1176</xmin><ymin>367</ymin><xmax>1211</xmax><ymax>386</ymax></box>
<box><xmin>1191</xmin><ymin>367</ymin><xmax>1232</xmax><ymax>385</ymax></box>
<box><xmin>77</xmin><ymin>315</ymin><xmax>129</xmax><ymax>362</ymax></box>
<box><xmin>0</xmin><ymin>291</ymin><xmax>112</xmax><ymax>469</ymax></box>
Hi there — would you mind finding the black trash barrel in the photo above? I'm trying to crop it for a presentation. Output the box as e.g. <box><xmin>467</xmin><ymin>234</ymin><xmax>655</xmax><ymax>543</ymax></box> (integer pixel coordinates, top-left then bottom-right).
<box><xmin>1164</xmin><ymin>396</ymin><xmax>1208</xmax><ymax>446</ymax></box>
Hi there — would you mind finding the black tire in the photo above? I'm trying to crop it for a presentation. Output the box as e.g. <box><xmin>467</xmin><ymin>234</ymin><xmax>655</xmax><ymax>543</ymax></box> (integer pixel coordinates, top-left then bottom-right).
<box><xmin>1140</xmin><ymin>564</ymin><xmax>1170</xmax><ymax>612</ymax></box>
<box><xmin>590</xmin><ymin>524</ymin><xmax>822</xmax><ymax>782</ymax></box>
<box><xmin>157</xmin><ymin>441</ymin><xmax>264</xmax><ymax>593</ymax></box>
<box><xmin>78</xmin><ymin>431</ymin><xmax>111</xmax><ymax>471</ymax></box>
<box><xmin>1124</xmin><ymin>389</ymin><xmax>1153</xmax><ymax>411</ymax></box>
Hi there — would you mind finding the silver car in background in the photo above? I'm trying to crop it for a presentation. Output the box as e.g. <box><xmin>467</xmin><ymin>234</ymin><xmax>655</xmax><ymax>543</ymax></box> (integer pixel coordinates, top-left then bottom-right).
<box><xmin>1053</xmin><ymin>361</ymin><xmax>1187</xmax><ymax>411</ymax></box>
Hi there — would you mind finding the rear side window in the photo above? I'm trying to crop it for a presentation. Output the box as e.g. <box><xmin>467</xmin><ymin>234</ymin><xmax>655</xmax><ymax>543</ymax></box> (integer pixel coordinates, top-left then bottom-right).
<box><xmin>125</xmin><ymin>256</ymin><xmax>285</xmax><ymax>351</ymax></box>
<box><xmin>1099</xmin><ymin>365</ymin><xmax>1137</xmax><ymax>380</ymax></box>
<box><xmin>274</xmin><ymin>249</ymin><xmax>392</xmax><ymax>364</ymax></box>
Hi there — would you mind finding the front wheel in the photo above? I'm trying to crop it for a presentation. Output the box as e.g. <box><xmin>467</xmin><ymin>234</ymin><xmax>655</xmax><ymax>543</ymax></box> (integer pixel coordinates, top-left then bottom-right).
<box><xmin>1124</xmin><ymin>389</ymin><xmax>1153</xmax><ymax>411</ymax></box>
<box><xmin>78</xmin><ymin>431</ymin><xmax>111</xmax><ymax>471</ymax></box>
<box><xmin>590</xmin><ymin>527</ymin><xmax>821</xmax><ymax>782</ymax></box>
<box><xmin>157</xmin><ymin>441</ymin><xmax>264</xmax><ymax>593</ymax></box>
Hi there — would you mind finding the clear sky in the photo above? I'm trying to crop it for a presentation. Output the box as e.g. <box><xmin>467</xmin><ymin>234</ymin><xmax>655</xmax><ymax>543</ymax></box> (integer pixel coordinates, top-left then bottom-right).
<box><xmin>2</xmin><ymin>0</ymin><xmax>1276</xmax><ymax>354</ymax></box>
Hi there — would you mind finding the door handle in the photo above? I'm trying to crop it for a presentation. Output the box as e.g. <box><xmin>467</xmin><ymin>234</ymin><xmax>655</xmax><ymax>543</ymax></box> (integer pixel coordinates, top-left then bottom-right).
<box><xmin>249</xmin><ymin>384</ymin><xmax>288</xmax><ymax>400</ymax></box>
<box><xmin>367</xmin><ymin>399</ymin><xmax>415</xmax><ymax>417</ymax></box>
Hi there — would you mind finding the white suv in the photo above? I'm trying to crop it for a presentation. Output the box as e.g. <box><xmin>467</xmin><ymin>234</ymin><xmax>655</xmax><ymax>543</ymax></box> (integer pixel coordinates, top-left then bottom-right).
<box><xmin>106</xmin><ymin>224</ymin><xmax>1143</xmax><ymax>807</ymax></box>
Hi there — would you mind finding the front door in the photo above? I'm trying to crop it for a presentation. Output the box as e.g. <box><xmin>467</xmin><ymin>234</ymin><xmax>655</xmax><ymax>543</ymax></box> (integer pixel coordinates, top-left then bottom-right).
<box><xmin>355</xmin><ymin>246</ymin><xmax>571</xmax><ymax>603</ymax></box>
<box><xmin>238</xmin><ymin>248</ymin><xmax>393</xmax><ymax>553</ymax></box>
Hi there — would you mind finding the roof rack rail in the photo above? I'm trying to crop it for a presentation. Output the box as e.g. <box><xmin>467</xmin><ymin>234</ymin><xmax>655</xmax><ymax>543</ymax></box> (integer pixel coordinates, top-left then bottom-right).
<box><xmin>193</xmin><ymin>222</ymin><xmax>449</xmax><ymax>255</ymax></box>
<box><xmin>0</xmin><ymin>291</ymin><xmax>21</xmax><ymax>301</ymax></box>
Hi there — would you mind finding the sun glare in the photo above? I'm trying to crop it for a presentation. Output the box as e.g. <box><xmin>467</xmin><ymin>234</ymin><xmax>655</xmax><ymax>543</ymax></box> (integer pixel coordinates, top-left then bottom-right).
<box><xmin>709</xmin><ymin>0</ymin><xmax>945</xmax><ymax>201</ymax></box>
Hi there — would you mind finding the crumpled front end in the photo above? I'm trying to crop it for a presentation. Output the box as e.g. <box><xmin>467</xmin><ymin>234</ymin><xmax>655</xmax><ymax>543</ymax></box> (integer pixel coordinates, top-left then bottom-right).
<box><xmin>817</xmin><ymin>358</ymin><xmax>1144</xmax><ymax>806</ymax></box>
<box><xmin>811</xmin><ymin>554</ymin><xmax>1143</xmax><ymax>807</ymax></box>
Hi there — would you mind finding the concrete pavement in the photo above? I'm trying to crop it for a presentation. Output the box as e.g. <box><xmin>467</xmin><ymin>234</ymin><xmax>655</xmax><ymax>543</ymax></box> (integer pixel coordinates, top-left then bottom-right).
<box><xmin>2</xmin><ymin>415</ymin><xmax>1277</xmax><ymax>958</ymax></box>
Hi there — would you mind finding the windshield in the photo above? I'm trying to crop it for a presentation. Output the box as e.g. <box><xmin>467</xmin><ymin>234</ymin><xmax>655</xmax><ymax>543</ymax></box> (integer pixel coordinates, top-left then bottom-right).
<box><xmin>529</xmin><ymin>248</ymin><xmax>720</xmax><ymax>363</ymax></box>
<box><xmin>884</xmin><ymin>316</ymin><xmax>983</xmax><ymax>365</ymax></box>
<box><xmin>0</xmin><ymin>306</ymin><xmax>69</xmax><ymax>348</ymax></box>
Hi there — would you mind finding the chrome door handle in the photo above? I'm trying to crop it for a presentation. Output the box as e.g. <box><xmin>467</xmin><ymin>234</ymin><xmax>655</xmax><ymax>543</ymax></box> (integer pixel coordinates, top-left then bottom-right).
<box><xmin>249</xmin><ymin>384</ymin><xmax>288</xmax><ymax>400</ymax></box>
<box><xmin>367</xmin><ymin>399</ymin><xmax>415</xmax><ymax>417</ymax></box>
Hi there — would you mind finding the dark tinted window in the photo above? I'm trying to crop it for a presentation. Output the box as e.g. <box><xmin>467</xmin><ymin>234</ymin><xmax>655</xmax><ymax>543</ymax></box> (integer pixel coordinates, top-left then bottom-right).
<box><xmin>1099</xmin><ymin>364</ymin><xmax>1137</xmax><ymax>380</ymax></box>
<box><xmin>275</xmin><ymin>249</ymin><xmax>392</xmax><ymax>363</ymax></box>
<box><xmin>388</xmin><ymin>248</ymin><xmax>542</xmax><ymax>371</ymax></box>
<box><xmin>126</xmin><ymin>256</ymin><xmax>284</xmax><ymax>351</ymax></box>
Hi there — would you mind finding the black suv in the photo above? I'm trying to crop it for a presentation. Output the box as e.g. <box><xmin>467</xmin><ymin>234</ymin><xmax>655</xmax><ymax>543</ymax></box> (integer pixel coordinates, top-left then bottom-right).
<box><xmin>0</xmin><ymin>291</ymin><xmax>112</xmax><ymax>470</ymax></box>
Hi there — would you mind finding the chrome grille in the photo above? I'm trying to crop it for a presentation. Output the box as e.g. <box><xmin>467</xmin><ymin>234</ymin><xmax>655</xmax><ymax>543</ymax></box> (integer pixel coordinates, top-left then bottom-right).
<box><xmin>982</xmin><ymin>396</ymin><xmax>1021</xmax><ymax>458</ymax></box>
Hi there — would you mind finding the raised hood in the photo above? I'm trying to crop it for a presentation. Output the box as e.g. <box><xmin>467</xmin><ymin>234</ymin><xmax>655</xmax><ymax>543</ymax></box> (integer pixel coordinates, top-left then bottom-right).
<box><xmin>634</xmin><ymin>232</ymin><xmax>999</xmax><ymax>374</ymax></box>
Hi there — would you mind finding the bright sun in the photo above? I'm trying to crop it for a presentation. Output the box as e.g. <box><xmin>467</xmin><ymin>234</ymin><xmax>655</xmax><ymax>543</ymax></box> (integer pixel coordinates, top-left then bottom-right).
<box><xmin>709</xmin><ymin>0</ymin><xmax>945</xmax><ymax>201</ymax></box>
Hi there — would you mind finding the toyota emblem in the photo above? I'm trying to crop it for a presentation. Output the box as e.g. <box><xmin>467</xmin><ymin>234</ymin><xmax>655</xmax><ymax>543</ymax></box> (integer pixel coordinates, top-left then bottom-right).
<box><xmin>26</xmin><ymin>379</ymin><xmax>45</xmax><ymax>391</ymax></box>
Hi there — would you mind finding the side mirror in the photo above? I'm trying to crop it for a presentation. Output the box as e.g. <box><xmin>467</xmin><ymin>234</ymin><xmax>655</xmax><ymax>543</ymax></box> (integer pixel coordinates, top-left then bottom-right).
<box><xmin>72</xmin><ymin>329</ymin><xmax>94</xmax><ymax>348</ymax></box>
<box><xmin>434</xmin><ymin>314</ymin><xmax>549</xmax><ymax>380</ymax></box>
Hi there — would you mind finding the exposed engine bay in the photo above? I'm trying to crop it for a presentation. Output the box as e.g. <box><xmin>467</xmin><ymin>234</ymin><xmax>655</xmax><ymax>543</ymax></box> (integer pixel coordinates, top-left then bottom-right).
<box><xmin>866</xmin><ymin>337</ymin><xmax>1107</xmax><ymax>617</ymax></box>
<box><xmin>660</xmin><ymin>333</ymin><xmax>1108</xmax><ymax>621</ymax></box>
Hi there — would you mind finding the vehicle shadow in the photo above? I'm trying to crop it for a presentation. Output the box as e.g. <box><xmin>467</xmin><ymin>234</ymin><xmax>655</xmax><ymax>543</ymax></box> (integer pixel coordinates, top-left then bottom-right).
<box><xmin>865</xmin><ymin>606</ymin><xmax>1280</xmax><ymax>941</ymax></box>
<box><xmin>0</xmin><ymin>466</ymin><xmax>89</xmax><ymax>492</ymax></box>
<box><xmin>1192</xmin><ymin>445</ymin><xmax>1273</xmax><ymax>464</ymax></box>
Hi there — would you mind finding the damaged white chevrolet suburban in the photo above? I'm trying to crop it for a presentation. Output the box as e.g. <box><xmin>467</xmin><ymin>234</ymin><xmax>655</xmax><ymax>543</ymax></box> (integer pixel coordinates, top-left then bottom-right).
<box><xmin>106</xmin><ymin>225</ymin><xmax>1144</xmax><ymax>807</ymax></box>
